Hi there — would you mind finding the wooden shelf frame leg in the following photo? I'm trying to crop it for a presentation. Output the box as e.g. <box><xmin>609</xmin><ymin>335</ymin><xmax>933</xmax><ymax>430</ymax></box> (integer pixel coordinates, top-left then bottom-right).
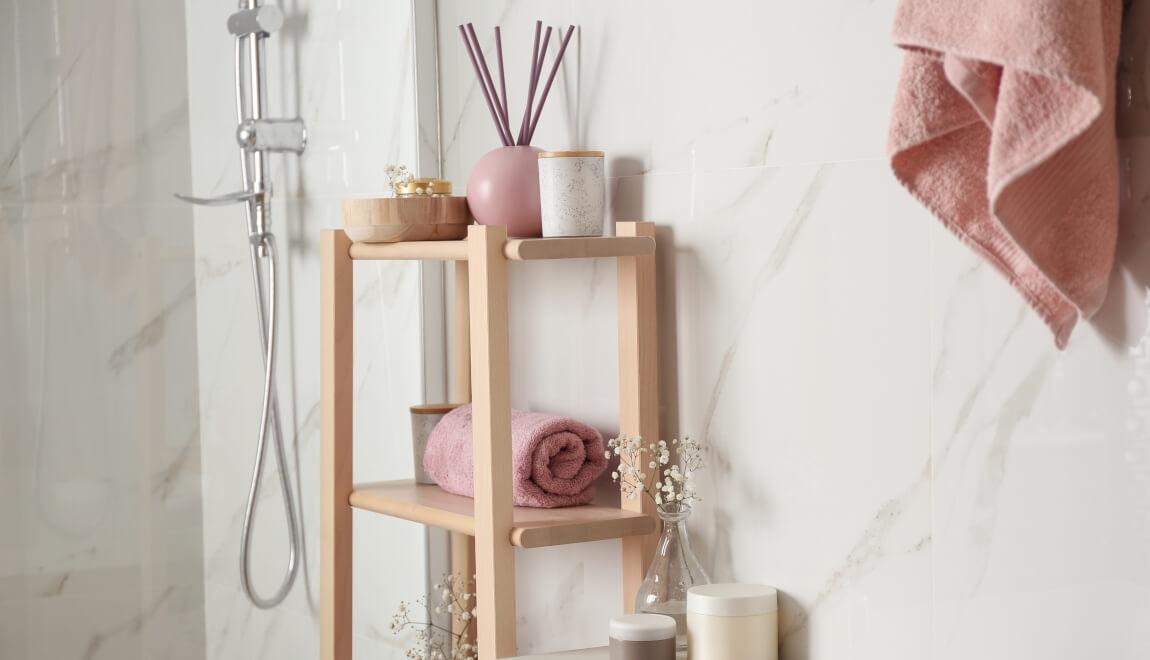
<box><xmin>322</xmin><ymin>230</ymin><xmax>354</xmax><ymax>660</ymax></box>
<box><xmin>617</xmin><ymin>221</ymin><xmax>660</xmax><ymax>613</ymax></box>
<box><xmin>467</xmin><ymin>225</ymin><xmax>517</xmax><ymax>659</ymax></box>
<box><xmin>450</xmin><ymin>260</ymin><xmax>478</xmax><ymax>652</ymax></box>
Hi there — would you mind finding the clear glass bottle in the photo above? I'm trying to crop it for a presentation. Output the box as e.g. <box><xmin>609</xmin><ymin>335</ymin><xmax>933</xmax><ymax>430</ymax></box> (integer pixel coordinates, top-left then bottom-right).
<box><xmin>634</xmin><ymin>503</ymin><xmax>711</xmax><ymax>650</ymax></box>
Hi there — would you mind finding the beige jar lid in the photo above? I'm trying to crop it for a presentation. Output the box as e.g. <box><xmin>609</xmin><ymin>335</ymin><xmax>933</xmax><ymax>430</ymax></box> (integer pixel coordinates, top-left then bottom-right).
<box><xmin>687</xmin><ymin>583</ymin><xmax>778</xmax><ymax>617</ymax></box>
<box><xmin>538</xmin><ymin>150</ymin><xmax>605</xmax><ymax>158</ymax></box>
<box><xmin>410</xmin><ymin>403</ymin><xmax>465</xmax><ymax>414</ymax></box>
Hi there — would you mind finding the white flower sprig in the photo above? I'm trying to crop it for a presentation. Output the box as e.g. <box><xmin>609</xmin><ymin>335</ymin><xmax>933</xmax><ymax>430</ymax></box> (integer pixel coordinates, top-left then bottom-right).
<box><xmin>605</xmin><ymin>435</ymin><xmax>704</xmax><ymax>510</ymax></box>
<box><xmin>385</xmin><ymin>164</ymin><xmax>415</xmax><ymax>196</ymax></box>
<box><xmin>390</xmin><ymin>573</ymin><xmax>477</xmax><ymax>660</ymax></box>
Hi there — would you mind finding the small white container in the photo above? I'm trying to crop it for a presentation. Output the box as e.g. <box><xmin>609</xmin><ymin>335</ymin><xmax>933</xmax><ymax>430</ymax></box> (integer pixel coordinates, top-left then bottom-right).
<box><xmin>686</xmin><ymin>583</ymin><xmax>778</xmax><ymax>660</ymax></box>
<box><xmin>609</xmin><ymin>613</ymin><xmax>677</xmax><ymax>660</ymax></box>
<box><xmin>537</xmin><ymin>150</ymin><xmax>605</xmax><ymax>237</ymax></box>
<box><xmin>409</xmin><ymin>404</ymin><xmax>461</xmax><ymax>484</ymax></box>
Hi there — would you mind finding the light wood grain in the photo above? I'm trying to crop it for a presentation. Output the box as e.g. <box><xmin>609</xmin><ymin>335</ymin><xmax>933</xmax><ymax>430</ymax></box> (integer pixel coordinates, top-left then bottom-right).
<box><xmin>321</xmin><ymin>221</ymin><xmax>665</xmax><ymax>660</ymax></box>
<box><xmin>451</xmin><ymin>261</ymin><xmax>472</xmax><ymax>403</ymax></box>
<box><xmin>616</xmin><ymin>221</ymin><xmax>660</xmax><ymax>614</ymax></box>
<box><xmin>511</xmin><ymin>510</ymin><xmax>655</xmax><ymax>548</ymax></box>
<box><xmin>504</xmin><ymin>235</ymin><xmax>655</xmax><ymax>260</ymax></box>
<box><xmin>342</xmin><ymin>196</ymin><xmax>469</xmax><ymax>243</ymax></box>
<box><xmin>467</xmin><ymin>225</ymin><xmax>518</xmax><ymax>659</ymax></box>
<box><xmin>349</xmin><ymin>481</ymin><xmax>655</xmax><ymax>548</ymax></box>
<box><xmin>450</xmin><ymin>260</ymin><xmax>477</xmax><ymax>652</ymax></box>
<box><xmin>450</xmin><ymin>530</ymin><xmax>477</xmax><ymax>650</ymax></box>
<box><xmin>349</xmin><ymin>239</ymin><xmax>469</xmax><ymax>261</ymax></box>
<box><xmin>506</xmin><ymin>648</ymin><xmax>686</xmax><ymax>659</ymax></box>
<box><xmin>321</xmin><ymin>230</ymin><xmax>354</xmax><ymax>660</ymax></box>
<box><xmin>347</xmin><ymin>234</ymin><xmax>655</xmax><ymax>262</ymax></box>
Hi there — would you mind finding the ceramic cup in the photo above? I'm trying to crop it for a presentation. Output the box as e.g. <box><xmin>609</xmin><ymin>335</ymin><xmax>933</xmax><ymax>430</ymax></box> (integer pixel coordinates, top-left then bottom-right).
<box><xmin>410</xmin><ymin>404</ymin><xmax>462</xmax><ymax>484</ymax></box>
<box><xmin>467</xmin><ymin>145</ymin><xmax>543</xmax><ymax>237</ymax></box>
<box><xmin>538</xmin><ymin>150</ymin><xmax>606</xmax><ymax>237</ymax></box>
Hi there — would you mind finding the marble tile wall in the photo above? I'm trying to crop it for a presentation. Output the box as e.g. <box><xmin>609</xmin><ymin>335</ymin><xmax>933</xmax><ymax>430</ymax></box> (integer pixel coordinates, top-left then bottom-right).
<box><xmin>436</xmin><ymin>1</ymin><xmax>1150</xmax><ymax>657</ymax></box>
<box><xmin>0</xmin><ymin>0</ymin><xmax>206</xmax><ymax>659</ymax></box>
<box><xmin>183</xmin><ymin>1</ymin><xmax>429</xmax><ymax>658</ymax></box>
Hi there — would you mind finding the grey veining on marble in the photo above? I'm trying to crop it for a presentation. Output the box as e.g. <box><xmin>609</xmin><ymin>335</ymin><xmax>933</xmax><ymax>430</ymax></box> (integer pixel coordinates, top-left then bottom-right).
<box><xmin>433</xmin><ymin>2</ymin><xmax>1150</xmax><ymax>660</ymax></box>
<box><xmin>5</xmin><ymin>1</ymin><xmax>1150</xmax><ymax>659</ymax></box>
<box><xmin>186</xmin><ymin>1</ymin><xmax>429</xmax><ymax>659</ymax></box>
<box><xmin>700</xmin><ymin>164</ymin><xmax>830</xmax><ymax>442</ymax></box>
<box><xmin>0</xmin><ymin>1</ymin><xmax>206</xmax><ymax>659</ymax></box>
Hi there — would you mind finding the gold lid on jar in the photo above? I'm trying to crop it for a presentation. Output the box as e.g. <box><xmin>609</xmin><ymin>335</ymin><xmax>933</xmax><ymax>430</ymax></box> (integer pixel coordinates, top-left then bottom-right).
<box><xmin>538</xmin><ymin>150</ymin><xmax>605</xmax><ymax>158</ymax></box>
<box><xmin>394</xmin><ymin>178</ymin><xmax>452</xmax><ymax>196</ymax></box>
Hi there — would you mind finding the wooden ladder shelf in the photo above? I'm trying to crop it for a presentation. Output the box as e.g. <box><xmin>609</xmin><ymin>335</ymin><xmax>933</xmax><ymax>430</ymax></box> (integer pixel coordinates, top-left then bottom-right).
<box><xmin>321</xmin><ymin>222</ymin><xmax>661</xmax><ymax>660</ymax></box>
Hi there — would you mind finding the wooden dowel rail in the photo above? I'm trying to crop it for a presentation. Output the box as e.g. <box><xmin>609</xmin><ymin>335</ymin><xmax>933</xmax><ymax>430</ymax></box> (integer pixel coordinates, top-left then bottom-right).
<box><xmin>347</xmin><ymin>233</ymin><xmax>655</xmax><ymax>262</ymax></box>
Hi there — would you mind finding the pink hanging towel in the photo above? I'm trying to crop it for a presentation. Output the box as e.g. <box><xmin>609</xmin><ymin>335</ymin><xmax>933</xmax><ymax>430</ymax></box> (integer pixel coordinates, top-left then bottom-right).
<box><xmin>888</xmin><ymin>0</ymin><xmax>1122</xmax><ymax>348</ymax></box>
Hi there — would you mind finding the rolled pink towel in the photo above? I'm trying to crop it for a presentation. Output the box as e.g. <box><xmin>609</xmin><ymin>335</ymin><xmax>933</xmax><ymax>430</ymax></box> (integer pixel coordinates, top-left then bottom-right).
<box><xmin>422</xmin><ymin>404</ymin><xmax>609</xmax><ymax>508</ymax></box>
<box><xmin>888</xmin><ymin>0</ymin><xmax>1121</xmax><ymax>348</ymax></box>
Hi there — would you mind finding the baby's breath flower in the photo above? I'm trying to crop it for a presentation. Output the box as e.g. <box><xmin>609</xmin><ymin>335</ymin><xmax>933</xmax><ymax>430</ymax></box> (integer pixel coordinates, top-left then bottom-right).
<box><xmin>608</xmin><ymin>434</ymin><xmax>706</xmax><ymax>511</ymax></box>
<box><xmin>392</xmin><ymin>573</ymin><xmax>477</xmax><ymax>659</ymax></box>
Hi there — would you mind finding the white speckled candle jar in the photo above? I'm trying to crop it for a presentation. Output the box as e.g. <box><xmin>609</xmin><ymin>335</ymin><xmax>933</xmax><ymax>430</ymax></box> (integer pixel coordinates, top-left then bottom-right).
<box><xmin>537</xmin><ymin>150</ymin><xmax>605</xmax><ymax>237</ymax></box>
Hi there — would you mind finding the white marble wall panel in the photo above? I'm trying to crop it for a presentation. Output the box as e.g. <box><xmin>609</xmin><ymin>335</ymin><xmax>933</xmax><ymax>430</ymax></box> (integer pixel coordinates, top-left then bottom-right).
<box><xmin>436</xmin><ymin>0</ymin><xmax>1150</xmax><ymax>658</ymax></box>
<box><xmin>0</xmin><ymin>0</ymin><xmax>206</xmax><ymax>658</ymax></box>
<box><xmin>184</xmin><ymin>1</ymin><xmax>427</xmax><ymax>658</ymax></box>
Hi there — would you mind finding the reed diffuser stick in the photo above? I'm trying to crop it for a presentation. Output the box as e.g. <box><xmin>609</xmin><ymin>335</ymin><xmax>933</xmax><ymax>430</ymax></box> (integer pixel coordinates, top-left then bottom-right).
<box><xmin>495</xmin><ymin>26</ymin><xmax>510</xmax><ymax>129</ymax></box>
<box><xmin>459</xmin><ymin>24</ymin><xmax>511</xmax><ymax>146</ymax></box>
<box><xmin>465</xmin><ymin>23</ymin><xmax>513</xmax><ymax>145</ymax></box>
<box><xmin>463</xmin><ymin>20</ymin><xmax>576</xmax><ymax>147</ymax></box>
<box><xmin>527</xmin><ymin>25</ymin><xmax>575</xmax><ymax>142</ymax></box>
<box><xmin>518</xmin><ymin>21</ymin><xmax>543</xmax><ymax>145</ymax></box>
<box><xmin>523</xmin><ymin>26</ymin><xmax>552</xmax><ymax>143</ymax></box>
<box><xmin>536</xmin><ymin>26</ymin><xmax>554</xmax><ymax>85</ymax></box>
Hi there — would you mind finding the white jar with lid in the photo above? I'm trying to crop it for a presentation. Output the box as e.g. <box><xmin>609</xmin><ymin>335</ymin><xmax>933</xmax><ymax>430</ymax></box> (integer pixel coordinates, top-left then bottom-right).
<box><xmin>609</xmin><ymin>613</ymin><xmax>677</xmax><ymax>660</ymax></box>
<box><xmin>686</xmin><ymin>583</ymin><xmax>777</xmax><ymax>660</ymax></box>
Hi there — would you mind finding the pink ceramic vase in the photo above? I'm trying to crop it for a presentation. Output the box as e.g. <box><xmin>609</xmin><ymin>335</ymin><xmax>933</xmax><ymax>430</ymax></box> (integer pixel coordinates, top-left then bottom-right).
<box><xmin>466</xmin><ymin>145</ymin><xmax>543</xmax><ymax>238</ymax></box>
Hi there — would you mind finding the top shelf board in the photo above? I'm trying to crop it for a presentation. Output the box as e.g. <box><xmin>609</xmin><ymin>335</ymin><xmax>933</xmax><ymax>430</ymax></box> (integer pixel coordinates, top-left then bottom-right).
<box><xmin>347</xmin><ymin>232</ymin><xmax>655</xmax><ymax>262</ymax></box>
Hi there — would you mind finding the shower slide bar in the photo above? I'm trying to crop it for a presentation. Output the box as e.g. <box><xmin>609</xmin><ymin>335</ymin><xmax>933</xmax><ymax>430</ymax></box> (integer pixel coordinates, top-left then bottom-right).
<box><xmin>175</xmin><ymin>1</ymin><xmax>305</xmax><ymax>610</ymax></box>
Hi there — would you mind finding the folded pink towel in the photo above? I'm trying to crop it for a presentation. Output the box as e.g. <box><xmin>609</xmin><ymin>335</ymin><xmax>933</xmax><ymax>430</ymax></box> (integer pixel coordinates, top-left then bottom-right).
<box><xmin>888</xmin><ymin>0</ymin><xmax>1121</xmax><ymax>348</ymax></box>
<box><xmin>422</xmin><ymin>404</ymin><xmax>609</xmax><ymax>508</ymax></box>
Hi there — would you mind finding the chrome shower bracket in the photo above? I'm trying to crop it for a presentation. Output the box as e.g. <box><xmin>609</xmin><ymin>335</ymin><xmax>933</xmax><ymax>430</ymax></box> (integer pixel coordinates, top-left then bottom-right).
<box><xmin>237</xmin><ymin>118</ymin><xmax>307</xmax><ymax>154</ymax></box>
<box><xmin>227</xmin><ymin>5</ymin><xmax>285</xmax><ymax>36</ymax></box>
<box><xmin>175</xmin><ymin>2</ymin><xmax>306</xmax><ymax>250</ymax></box>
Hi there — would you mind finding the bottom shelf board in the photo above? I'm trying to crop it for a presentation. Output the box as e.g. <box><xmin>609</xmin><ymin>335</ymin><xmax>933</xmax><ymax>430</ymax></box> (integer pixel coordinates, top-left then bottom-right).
<box><xmin>507</xmin><ymin>649</ymin><xmax>685</xmax><ymax>660</ymax></box>
<box><xmin>349</xmin><ymin>480</ymin><xmax>656</xmax><ymax>549</ymax></box>
<box><xmin>507</xmin><ymin>650</ymin><xmax>607</xmax><ymax>660</ymax></box>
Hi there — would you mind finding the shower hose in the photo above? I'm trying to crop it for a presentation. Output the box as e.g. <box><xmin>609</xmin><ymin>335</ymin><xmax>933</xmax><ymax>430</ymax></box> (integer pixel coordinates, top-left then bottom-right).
<box><xmin>235</xmin><ymin>29</ymin><xmax>300</xmax><ymax>608</ymax></box>
<box><xmin>238</xmin><ymin>231</ymin><xmax>301</xmax><ymax>609</ymax></box>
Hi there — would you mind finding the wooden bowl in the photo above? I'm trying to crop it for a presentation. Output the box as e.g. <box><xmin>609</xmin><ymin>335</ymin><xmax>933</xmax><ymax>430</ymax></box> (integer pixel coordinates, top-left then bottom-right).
<box><xmin>342</xmin><ymin>196</ymin><xmax>471</xmax><ymax>243</ymax></box>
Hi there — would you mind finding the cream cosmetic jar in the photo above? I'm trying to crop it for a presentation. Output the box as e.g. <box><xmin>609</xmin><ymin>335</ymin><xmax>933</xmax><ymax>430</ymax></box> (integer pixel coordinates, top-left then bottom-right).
<box><xmin>686</xmin><ymin>584</ymin><xmax>778</xmax><ymax>660</ymax></box>
<box><xmin>609</xmin><ymin>613</ymin><xmax>677</xmax><ymax>660</ymax></box>
<box><xmin>537</xmin><ymin>150</ymin><xmax>606</xmax><ymax>237</ymax></box>
<box><xmin>409</xmin><ymin>404</ymin><xmax>461</xmax><ymax>484</ymax></box>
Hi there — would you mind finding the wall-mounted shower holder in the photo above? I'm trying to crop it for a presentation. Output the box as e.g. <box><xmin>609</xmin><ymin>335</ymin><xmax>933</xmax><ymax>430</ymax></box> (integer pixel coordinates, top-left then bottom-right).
<box><xmin>174</xmin><ymin>1</ymin><xmax>303</xmax><ymax>612</ymax></box>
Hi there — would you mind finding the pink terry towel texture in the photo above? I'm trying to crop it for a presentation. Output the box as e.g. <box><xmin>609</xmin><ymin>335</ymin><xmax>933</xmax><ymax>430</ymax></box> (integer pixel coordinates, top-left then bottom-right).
<box><xmin>422</xmin><ymin>404</ymin><xmax>609</xmax><ymax>508</ymax></box>
<box><xmin>888</xmin><ymin>0</ymin><xmax>1122</xmax><ymax>348</ymax></box>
